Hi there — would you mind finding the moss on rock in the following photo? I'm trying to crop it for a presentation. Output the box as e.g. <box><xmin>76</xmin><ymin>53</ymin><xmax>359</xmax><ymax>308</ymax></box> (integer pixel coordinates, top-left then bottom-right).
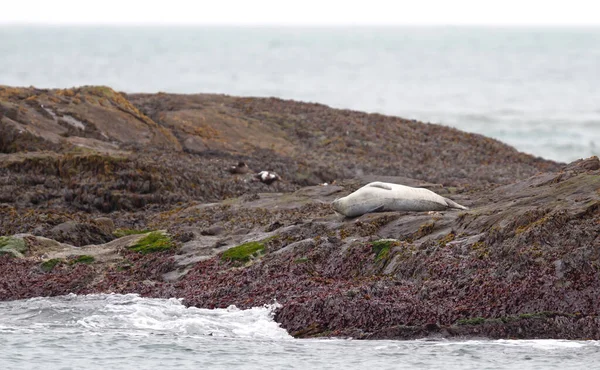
<box><xmin>129</xmin><ymin>232</ymin><xmax>174</xmax><ymax>254</ymax></box>
<box><xmin>0</xmin><ymin>236</ymin><xmax>28</xmax><ymax>257</ymax></box>
<box><xmin>221</xmin><ymin>241</ymin><xmax>265</xmax><ymax>263</ymax></box>
<box><xmin>371</xmin><ymin>239</ymin><xmax>399</xmax><ymax>261</ymax></box>
<box><xmin>70</xmin><ymin>255</ymin><xmax>95</xmax><ymax>265</ymax></box>
<box><xmin>456</xmin><ymin>317</ymin><xmax>486</xmax><ymax>326</ymax></box>
<box><xmin>41</xmin><ymin>258</ymin><xmax>62</xmax><ymax>272</ymax></box>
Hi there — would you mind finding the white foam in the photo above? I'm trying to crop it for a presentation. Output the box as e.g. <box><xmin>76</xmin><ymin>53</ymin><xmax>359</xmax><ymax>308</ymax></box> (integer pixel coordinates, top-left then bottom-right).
<box><xmin>494</xmin><ymin>339</ymin><xmax>589</xmax><ymax>349</ymax></box>
<box><xmin>0</xmin><ymin>294</ymin><xmax>291</xmax><ymax>340</ymax></box>
<box><xmin>69</xmin><ymin>294</ymin><xmax>291</xmax><ymax>340</ymax></box>
<box><xmin>421</xmin><ymin>338</ymin><xmax>596</xmax><ymax>350</ymax></box>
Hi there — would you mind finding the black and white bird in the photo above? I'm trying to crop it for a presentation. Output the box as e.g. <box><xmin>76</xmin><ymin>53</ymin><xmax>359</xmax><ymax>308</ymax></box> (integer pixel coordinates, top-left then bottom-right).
<box><xmin>227</xmin><ymin>161</ymin><xmax>250</xmax><ymax>175</ymax></box>
<box><xmin>255</xmin><ymin>171</ymin><xmax>281</xmax><ymax>185</ymax></box>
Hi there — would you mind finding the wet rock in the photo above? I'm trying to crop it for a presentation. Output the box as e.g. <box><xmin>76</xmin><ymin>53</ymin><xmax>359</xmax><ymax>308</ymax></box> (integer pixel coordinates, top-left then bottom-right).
<box><xmin>563</xmin><ymin>156</ymin><xmax>600</xmax><ymax>172</ymax></box>
<box><xmin>174</xmin><ymin>230</ymin><xmax>194</xmax><ymax>243</ymax></box>
<box><xmin>43</xmin><ymin>177</ymin><xmax>60</xmax><ymax>189</ymax></box>
<box><xmin>182</xmin><ymin>136</ymin><xmax>208</xmax><ymax>153</ymax></box>
<box><xmin>201</xmin><ymin>225</ymin><xmax>224</xmax><ymax>236</ymax></box>
<box><xmin>266</xmin><ymin>221</ymin><xmax>283</xmax><ymax>232</ymax></box>
<box><xmin>2</xmin><ymin>85</ymin><xmax>599</xmax><ymax>340</ymax></box>
<box><xmin>232</xmin><ymin>227</ymin><xmax>250</xmax><ymax>235</ymax></box>
<box><xmin>48</xmin><ymin>221</ymin><xmax>113</xmax><ymax>247</ymax></box>
<box><xmin>93</xmin><ymin>217</ymin><xmax>115</xmax><ymax>235</ymax></box>
<box><xmin>242</xmin><ymin>193</ymin><xmax>261</xmax><ymax>202</ymax></box>
<box><xmin>3</xmin><ymin>107</ymin><xmax>19</xmax><ymax>121</ymax></box>
<box><xmin>0</xmin><ymin>236</ymin><xmax>28</xmax><ymax>258</ymax></box>
<box><xmin>554</xmin><ymin>259</ymin><xmax>566</xmax><ymax>279</ymax></box>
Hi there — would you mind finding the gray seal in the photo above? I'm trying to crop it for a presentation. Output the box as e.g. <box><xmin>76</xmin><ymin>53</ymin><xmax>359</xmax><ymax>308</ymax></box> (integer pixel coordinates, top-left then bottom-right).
<box><xmin>332</xmin><ymin>181</ymin><xmax>468</xmax><ymax>217</ymax></box>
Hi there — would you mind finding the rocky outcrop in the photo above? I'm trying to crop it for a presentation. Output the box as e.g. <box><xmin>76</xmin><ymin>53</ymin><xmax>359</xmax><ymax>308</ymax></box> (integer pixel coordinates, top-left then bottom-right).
<box><xmin>1</xmin><ymin>85</ymin><xmax>598</xmax><ymax>340</ymax></box>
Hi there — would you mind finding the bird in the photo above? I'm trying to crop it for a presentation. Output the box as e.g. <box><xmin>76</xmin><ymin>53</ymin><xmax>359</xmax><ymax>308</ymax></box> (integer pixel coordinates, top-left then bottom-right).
<box><xmin>255</xmin><ymin>170</ymin><xmax>281</xmax><ymax>185</ymax></box>
<box><xmin>227</xmin><ymin>161</ymin><xmax>250</xmax><ymax>175</ymax></box>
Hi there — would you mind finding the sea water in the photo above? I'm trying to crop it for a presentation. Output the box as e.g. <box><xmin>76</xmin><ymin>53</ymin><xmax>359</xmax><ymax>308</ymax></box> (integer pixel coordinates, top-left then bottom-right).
<box><xmin>1</xmin><ymin>27</ymin><xmax>599</xmax><ymax>367</ymax></box>
<box><xmin>0</xmin><ymin>294</ymin><xmax>598</xmax><ymax>370</ymax></box>
<box><xmin>0</xmin><ymin>26</ymin><xmax>599</xmax><ymax>162</ymax></box>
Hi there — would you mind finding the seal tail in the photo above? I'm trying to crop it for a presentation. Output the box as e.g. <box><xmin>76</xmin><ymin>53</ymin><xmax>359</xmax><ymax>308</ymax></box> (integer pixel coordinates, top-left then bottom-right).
<box><xmin>444</xmin><ymin>197</ymin><xmax>468</xmax><ymax>210</ymax></box>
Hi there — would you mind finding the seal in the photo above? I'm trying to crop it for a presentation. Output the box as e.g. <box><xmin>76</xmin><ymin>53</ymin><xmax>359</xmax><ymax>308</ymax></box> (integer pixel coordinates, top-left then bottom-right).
<box><xmin>332</xmin><ymin>181</ymin><xmax>468</xmax><ymax>217</ymax></box>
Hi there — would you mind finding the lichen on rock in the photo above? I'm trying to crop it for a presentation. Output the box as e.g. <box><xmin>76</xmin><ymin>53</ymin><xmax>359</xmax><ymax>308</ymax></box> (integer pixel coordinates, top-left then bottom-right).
<box><xmin>0</xmin><ymin>236</ymin><xmax>28</xmax><ymax>257</ymax></box>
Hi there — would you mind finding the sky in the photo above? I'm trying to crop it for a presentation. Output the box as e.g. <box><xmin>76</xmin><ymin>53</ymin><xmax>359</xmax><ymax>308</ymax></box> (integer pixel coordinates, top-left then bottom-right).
<box><xmin>1</xmin><ymin>0</ymin><xmax>599</xmax><ymax>26</ymax></box>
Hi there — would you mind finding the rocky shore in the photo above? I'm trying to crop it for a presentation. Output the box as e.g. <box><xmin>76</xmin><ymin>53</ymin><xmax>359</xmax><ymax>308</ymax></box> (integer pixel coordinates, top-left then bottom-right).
<box><xmin>1</xmin><ymin>85</ymin><xmax>599</xmax><ymax>339</ymax></box>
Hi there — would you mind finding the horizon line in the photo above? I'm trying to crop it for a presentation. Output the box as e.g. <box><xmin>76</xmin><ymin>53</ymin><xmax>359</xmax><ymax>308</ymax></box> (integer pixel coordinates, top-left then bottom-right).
<box><xmin>1</xmin><ymin>21</ymin><xmax>600</xmax><ymax>28</ymax></box>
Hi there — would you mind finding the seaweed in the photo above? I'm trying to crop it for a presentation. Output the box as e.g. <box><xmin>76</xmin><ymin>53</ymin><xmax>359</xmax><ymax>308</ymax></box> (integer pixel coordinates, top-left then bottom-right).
<box><xmin>129</xmin><ymin>232</ymin><xmax>174</xmax><ymax>254</ymax></box>
<box><xmin>371</xmin><ymin>239</ymin><xmax>398</xmax><ymax>261</ymax></box>
<box><xmin>41</xmin><ymin>258</ymin><xmax>62</xmax><ymax>272</ymax></box>
<box><xmin>221</xmin><ymin>241</ymin><xmax>265</xmax><ymax>263</ymax></box>
<box><xmin>0</xmin><ymin>236</ymin><xmax>27</xmax><ymax>257</ymax></box>
<box><xmin>70</xmin><ymin>255</ymin><xmax>95</xmax><ymax>265</ymax></box>
<box><xmin>456</xmin><ymin>317</ymin><xmax>486</xmax><ymax>326</ymax></box>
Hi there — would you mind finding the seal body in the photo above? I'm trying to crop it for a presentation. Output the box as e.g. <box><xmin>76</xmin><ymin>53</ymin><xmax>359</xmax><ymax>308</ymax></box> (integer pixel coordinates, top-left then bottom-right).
<box><xmin>332</xmin><ymin>182</ymin><xmax>468</xmax><ymax>217</ymax></box>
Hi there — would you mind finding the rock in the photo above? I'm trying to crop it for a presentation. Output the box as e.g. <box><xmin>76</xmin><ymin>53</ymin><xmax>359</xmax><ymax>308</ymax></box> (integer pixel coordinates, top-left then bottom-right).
<box><xmin>3</xmin><ymin>85</ymin><xmax>599</xmax><ymax>341</ymax></box>
<box><xmin>93</xmin><ymin>217</ymin><xmax>115</xmax><ymax>235</ymax></box>
<box><xmin>0</xmin><ymin>236</ymin><xmax>28</xmax><ymax>257</ymax></box>
<box><xmin>232</xmin><ymin>227</ymin><xmax>250</xmax><ymax>235</ymax></box>
<box><xmin>182</xmin><ymin>136</ymin><xmax>208</xmax><ymax>154</ymax></box>
<box><xmin>266</xmin><ymin>221</ymin><xmax>283</xmax><ymax>232</ymax></box>
<box><xmin>48</xmin><ymin>221</ymin><xmax>113</xmax><ymax>247</ymax></box>
<box><xmin>563</xmin><ymin>156</ymin><xmax>600</xmax><ymax>172</ymax></box>
<box><xmin>201</xmin><ymin>225</ymin><xmax>224</xmax><ymax>236</ymax></box>
<box><xmin>174</xmin><ymin>230</ymin><xmax>194</xmax><ymax>243</ymax></box>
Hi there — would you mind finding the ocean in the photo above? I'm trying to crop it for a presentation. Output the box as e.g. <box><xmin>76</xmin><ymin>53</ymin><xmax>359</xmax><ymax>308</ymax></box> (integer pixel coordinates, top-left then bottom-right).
<box><xmin>1</xmin><ymin>294</ymin><xmax>598</xmax><ymax>370</ymax></box>
<box><xmin>0</xmin><ymin>25</ymin><xmax>598</xmax><ymax>162</ymax></box>
<box><xmin>1</xmin><ymin>26</ymin><xmax>599</xmax><ymax>368</ymax></box>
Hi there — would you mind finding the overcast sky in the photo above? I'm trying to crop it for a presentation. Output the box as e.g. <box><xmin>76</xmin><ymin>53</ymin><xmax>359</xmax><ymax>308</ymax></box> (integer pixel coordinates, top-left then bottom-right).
<box><xmin>1</xmin><ymin>0</ymin><xmax>599</xmax><ymax>25</ymax></box>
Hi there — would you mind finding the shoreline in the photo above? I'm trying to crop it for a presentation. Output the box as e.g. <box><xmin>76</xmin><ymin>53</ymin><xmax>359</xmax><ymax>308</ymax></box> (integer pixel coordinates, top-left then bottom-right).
<box><xmin>1</xmin><ymin>85</ymin><xmax>599</xmax><ymax>339</ymax></box>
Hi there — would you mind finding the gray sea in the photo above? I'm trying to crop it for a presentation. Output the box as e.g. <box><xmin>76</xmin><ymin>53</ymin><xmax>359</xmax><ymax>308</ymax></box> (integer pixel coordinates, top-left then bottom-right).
<box><xmin>1</xmin><ymin>294</ymin><xmax>598</xmax><ymax>370</ymax></box>
<box><xmin>0</xmin><ymin>26</ymin><xmax>599</xmax><ymax>162</ymax></box>
<box><xmin>1</xmin><ymin>27</ymin><xmax>600</xmax><ymax>368</ymax></box>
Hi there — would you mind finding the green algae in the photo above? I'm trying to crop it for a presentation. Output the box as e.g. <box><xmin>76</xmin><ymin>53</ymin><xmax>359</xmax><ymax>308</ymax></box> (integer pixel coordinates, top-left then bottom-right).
<box><xmin>221</xmin><ymin>241</ymin><xmax>265</xmax><ymax>263</ymax></box>
<box><xmin>0</xmin><ymin>236</ymin><xmax>27</xmax><ymax>257</ymax></box>
<box><xmin>41</xmin><ymin>258</ymin><xmax>62</xmax><ymax>272</ymax></box>
<box><xmin>372</xmin><ymin>239</ymin><xmax>397</xmax><ymax>261</ymax></box>
<box><xmin>129</xmin><ymin>232</ymin><xmax>174</xmax><ymax>254</ymax></box>
<box><xmin>70</xmin><ymin>255</ymin><xmax>95</xmax><ymax>265</ymax></box>
<box><xmin>116</xmin><ymin>259</ymin><xmax>133</xmax><ymax>271</ymax></box>
<box><xmin>456</xmin><ymin>317</ymin><xmax>486</xmax><ymax>326</ymax></box>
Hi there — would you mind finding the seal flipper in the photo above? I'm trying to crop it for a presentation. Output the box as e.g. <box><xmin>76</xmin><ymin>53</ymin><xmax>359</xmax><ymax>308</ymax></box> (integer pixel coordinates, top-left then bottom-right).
<box><xmin>443</xmin><ymin>197</ymin><xmax>468</xmax><ymax>210</ymax></box>
<box><xmin>368</xmin><ymin>182</ymin><xmax>393</xmax><ymax>191</ymax></box>
<box><xmin>366</xmin><ymin>204</ymin><xmax>385</xmax><ymax>214</ymax></box>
